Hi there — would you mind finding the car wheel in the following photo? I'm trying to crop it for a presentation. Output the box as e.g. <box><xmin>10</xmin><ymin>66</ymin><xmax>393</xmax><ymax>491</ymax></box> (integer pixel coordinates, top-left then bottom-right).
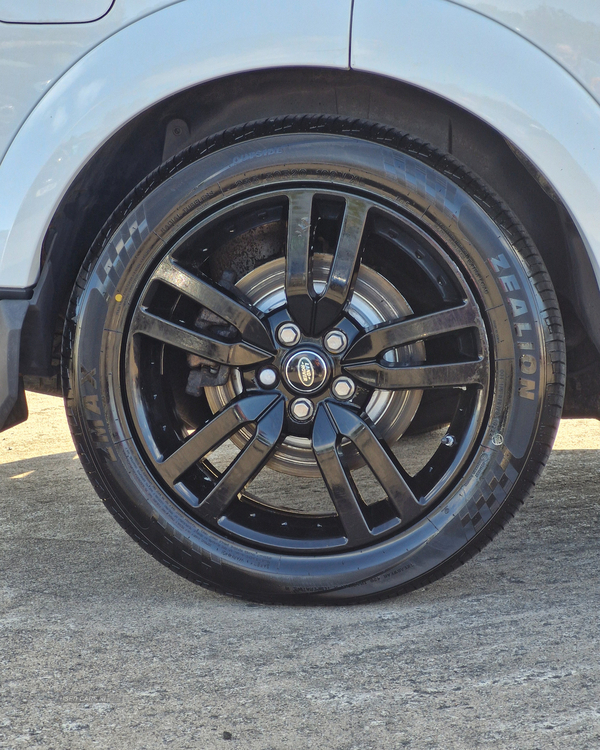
<box><xmin>62</xmin><ymin>116</ymin><xmax>565</xmax><ymax>603</ymax></box>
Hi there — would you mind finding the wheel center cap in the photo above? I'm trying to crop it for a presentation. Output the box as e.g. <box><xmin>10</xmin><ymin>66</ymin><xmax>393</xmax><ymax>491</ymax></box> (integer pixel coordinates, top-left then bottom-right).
<box><xmin>284</xmin><ymin>350</ymin><xmax>330</xmax><ymax>393</ymax></box>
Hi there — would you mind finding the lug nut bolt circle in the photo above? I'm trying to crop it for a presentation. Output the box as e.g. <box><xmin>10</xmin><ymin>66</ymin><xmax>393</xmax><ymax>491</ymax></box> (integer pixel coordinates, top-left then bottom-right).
<box><xmin>277</xmin><ymin>323</ymin><xmax>301</xmax><ymax>347</ymax></box>
<box><xmin>289</xmin><ymin>397</ymin><xmax>315</xmax><ymax>421</ymax></box>
<box><xmin>257</xmin><ymin>367</ymin><xmax>278</xmax><ymax>388</ymax></box>
<box><xmin>332</xmin><ymin>376</ymin><xmax>356</xmax><ymax>401</ymax></box>
<box><xmin>324</xmin><ymin>330</ymin><xmax>348</xmax><ymax>354</ymax></box>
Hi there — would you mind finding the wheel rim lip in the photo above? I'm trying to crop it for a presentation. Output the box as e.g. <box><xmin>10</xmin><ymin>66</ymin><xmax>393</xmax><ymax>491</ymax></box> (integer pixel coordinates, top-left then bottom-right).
<box><xmin>121</xmin><ymin>184</ymin><xmax>492</xmax><ymax>554</ymax></box>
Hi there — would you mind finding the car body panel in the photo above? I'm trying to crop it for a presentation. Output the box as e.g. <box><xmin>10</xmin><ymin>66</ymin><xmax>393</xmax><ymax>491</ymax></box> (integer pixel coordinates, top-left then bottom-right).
<box><xmin>449</xmin><ymin>0</ymin><xmax>600</xmax><ymax>104</ymax></box>
<box><xmin>0</xmin><ymin>0</ymin><xmax>115</xmax><ymax>24</ymax></box>
<box><xmin>352</xmin><ymin>0</ymin><xmax>600</xmax><ymax>290</ymax></box>
<box><xmin>0</xmin><ymin>1</ymin><xmax>186</xmax><ymax>163</ymax></box>
<box><xmin>0</xmin><ymin>0</ymin><xmax>352</xmax><ymax>289</ymax></box>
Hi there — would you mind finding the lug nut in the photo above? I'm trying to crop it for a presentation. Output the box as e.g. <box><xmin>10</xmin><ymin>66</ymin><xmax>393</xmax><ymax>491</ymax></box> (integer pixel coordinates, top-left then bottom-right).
<box><xmin>257</xmin><ymin>367</ymin><xmax>278</xmax><ymax>388</ymax></box>
<box><xmin>324</xmin><ymin>330</ymin><xmax>348</xmax><ymax>354</ymax></box>
<box><xmin>290</xmin><ymin>397</ymin><xmax>314</xmax><ymax>421</ymax></box>
<box><xmin>277</xmin><ymin>323</ymin><xmax>301</xmax><ymax>347</ymax></box>
<box><xmin>332</xmin><ymin>376</ymin><xmax>356</xmax><ymax>401</ymax></box>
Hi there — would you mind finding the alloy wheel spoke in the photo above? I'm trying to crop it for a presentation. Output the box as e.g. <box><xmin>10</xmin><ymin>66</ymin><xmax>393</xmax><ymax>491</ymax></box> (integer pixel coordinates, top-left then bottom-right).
<box><xmin>325</xmin><ymin>403</ymin><xmax>422</xmax><ymax>526</ymax></box>
<box><xmin>195</xmin><ymin>397</ymin><xmax>285</xmax><ymax>523</ymax></box>
<box><xmin>156</xmin><ymin>393</ymin><xmax>282</xmax><ymax>486</ymax></box>
<box><xmin>153</xmin><ymin>257</ymin><xmax>274</xmax><ymax>351</ymax></box>
<box><xmin>312</xmin><ymin>405</ymin><xmax>375</xmax><ymax>546</ymax></box>
<box><xmin>130</xmin><ymin>307</ymin><xmax>272</xmax><ymax>367</ymax></box>
<box><xmin>285</xmin><ymin>190</ymin><xmax>315</xmax><ymax>330</ymax></box>
<box><xmin>344</xmin><ymin>359</ymin><xmax>487</xmax><ymax>390</ymax></box>
<box><xmin>313</xmin><ymin>196</ymin><xmax>370</xmax><ymax>334</ymax></box>
<box><xmin>344</xmin><ymin>302</ymin><xmax>480</xmax><ymax>362</ymax></box>
<box><xmin>285</xmin><ymin>191</ymin><xmax>370</xmax><ymax>334</ymax></box>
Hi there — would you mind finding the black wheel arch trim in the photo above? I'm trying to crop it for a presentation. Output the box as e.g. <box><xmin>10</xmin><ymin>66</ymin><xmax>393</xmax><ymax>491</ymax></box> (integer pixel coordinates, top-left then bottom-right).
<box><xmin>0</xmin><ymin>299</ymin><xmax>29</xmax><ymax>431</ymax></box>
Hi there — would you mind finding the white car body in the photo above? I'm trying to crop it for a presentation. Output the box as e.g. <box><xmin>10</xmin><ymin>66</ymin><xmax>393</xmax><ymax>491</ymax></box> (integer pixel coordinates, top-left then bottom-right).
<box><xmin>0</xmin><ymin>0</ymin><xmax>599</xmax><ymax>291</ymax></box>
<box><xmin>0</xmin><ymin>0</ymin><xmax>352</xmax><ymax>288</ymax></box>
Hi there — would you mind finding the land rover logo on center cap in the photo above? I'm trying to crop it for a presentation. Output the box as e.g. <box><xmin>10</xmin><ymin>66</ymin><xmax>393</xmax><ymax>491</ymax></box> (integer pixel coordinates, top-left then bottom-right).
<box><xmin>298</xmin><ymin>356</ymin><xmax>314</xmax><ymax>388</ymax></box>
<box><xmin>284</xmin><ymin>350</ymin><xmax>329</xmax><ymax>393</ymax></box>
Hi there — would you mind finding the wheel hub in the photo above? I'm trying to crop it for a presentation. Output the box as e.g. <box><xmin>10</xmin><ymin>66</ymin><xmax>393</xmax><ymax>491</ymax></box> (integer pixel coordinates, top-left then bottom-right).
<box><xmin>283</xmin><ymin>349</ymin><xmax>330</xmax><ymax>394</ymax></box>
<box><xmin>204</xmin><ymin>254</ymin><xmax>425</xmax><ymax>476</ymax></box>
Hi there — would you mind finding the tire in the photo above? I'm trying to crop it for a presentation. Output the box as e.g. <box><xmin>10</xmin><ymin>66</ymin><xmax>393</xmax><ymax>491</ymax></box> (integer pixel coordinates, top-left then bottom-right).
<box><xmin>62</xmin><ymin>115</ymin><xmax>565</xmax><ymax>603</ymax></box>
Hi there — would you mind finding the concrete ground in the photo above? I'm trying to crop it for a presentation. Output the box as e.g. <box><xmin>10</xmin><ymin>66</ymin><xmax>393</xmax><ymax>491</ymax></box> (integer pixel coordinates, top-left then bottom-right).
<box><xmin>1</xmin><ymin>392</ymin><xmax>599</xmax><ymax>750</ymax></box>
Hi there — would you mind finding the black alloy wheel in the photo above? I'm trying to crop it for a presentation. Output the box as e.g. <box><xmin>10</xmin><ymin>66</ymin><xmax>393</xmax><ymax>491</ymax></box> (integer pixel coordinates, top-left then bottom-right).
<box><xmin>63</xmin><ymin>116</ymin><xmax>565</xmax><ymax>603</ymax></box>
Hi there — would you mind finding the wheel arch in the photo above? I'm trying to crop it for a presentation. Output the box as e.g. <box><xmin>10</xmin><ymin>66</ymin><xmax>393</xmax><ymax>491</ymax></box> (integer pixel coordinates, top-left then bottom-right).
<box><xmin>18</xmin><ymin>67</ymin><xmax>600</xmax><ymax>418</ymax></box>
